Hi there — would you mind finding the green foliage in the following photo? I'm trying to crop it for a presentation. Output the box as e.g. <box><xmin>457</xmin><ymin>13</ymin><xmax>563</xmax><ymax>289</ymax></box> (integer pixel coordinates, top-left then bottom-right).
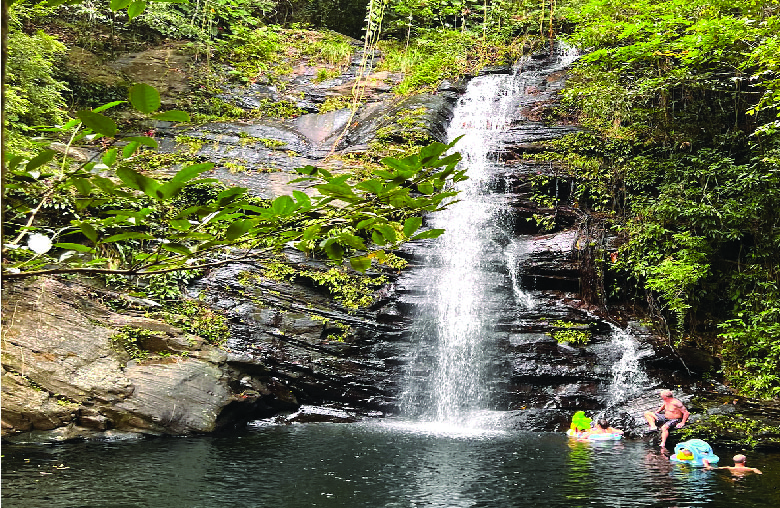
<box><xmin>2</xmin><ymin>80</ymin><xmax>466</xmax><ymax>280</ymax></box>
<box><xmin>378</xmin><ymin>28</ymin><xmax>530</xmax><ymax>95</ymax></box>
<box><xmin>166</xmin><ymin>300</ymin><xmax>230</xmax><ymax>346</ymax></box>
<box><xmin>217</xmin><ymin>26</ymin><xmax>354</xmax><ymax>83</ymax></box>
<box><xmin>257</xmin><ymin>260</ymin><xmax>387</xmax><ymax>311</ymax></box>
<box><xmin>111</xmin><ymin>326</ymin><xmax>155</xmax><ymax>360</ymax></box>
<box><xmin>4</xmin><ymin>29</ymin><xmax>68</xmax><ymax>130</ymax></box>
<box><xmin>376</xmin><ymin>107</ymin><xmax>434</xmax><ymax>146</ymax></box>
<box><xmin>318</xmin><ymin>95</ymin><xmax>353</xmax><ymax>113</ymax></box>
<box><xmin>680</xmin><ymin>413</ymin><xmax>780</xmax><ymax>449</ymax></box>
<box><xmin>139</xmin><ymin>270</ymin><xmax>202</xmax><ymax>302</ymax></box>
<box><xmin>551</xmin><ymin>320</ymin><xmax>591</xmax><ymax>345</ymax></box>
<box><xmin>554</xmin><ymin>0</ymin><xmax>780</xmax><ymax>396</ymax></box>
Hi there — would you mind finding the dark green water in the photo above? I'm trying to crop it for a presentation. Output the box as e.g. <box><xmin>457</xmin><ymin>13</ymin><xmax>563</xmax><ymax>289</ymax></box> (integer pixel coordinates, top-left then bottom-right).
<box><xmin>2</xmin><ymin>420</ymin><xmax>778</xmax><ymax>507</ymax></box>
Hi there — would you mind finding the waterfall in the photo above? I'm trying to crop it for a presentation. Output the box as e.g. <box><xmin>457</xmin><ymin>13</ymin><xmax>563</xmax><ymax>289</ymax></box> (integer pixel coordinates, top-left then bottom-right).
<box><xmin>607</xmin><ymin>325</ymin><xmax>651</xmax><ymax>406</ymax></box>
<box><xmin>400</xmin><ymin>46</ymin><xmax>580</xmax><ymax>427</ymax></box>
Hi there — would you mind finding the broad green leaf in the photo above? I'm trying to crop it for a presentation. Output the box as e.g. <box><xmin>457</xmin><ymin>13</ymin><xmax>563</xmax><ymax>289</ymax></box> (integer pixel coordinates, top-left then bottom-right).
<box><xmin>76</xmin><ymin>110</ymin><xmax>117</xmax><ymax>137</ymax></box>
<box><xmin>110</xmin><ymin>0</ymin><xmax>132</xmax><ymax>9</ymax></box>
<box><xmin>122</xmin><ymin>136</ymin><xmax>159</xmax><ymax>149</ymax></box>
<box><xmin>152</xmin><ymin>110</ymin><xmax>190</xmax><ymax>122</ymax></box>
<box><xmin>129</xmin><ymin>83</ymin><xmax>160</xmax><ymax>113</ymax></box>
<box><xmin>315</xmin><ymin>182</ymin><xmax>357</xmax><ymax>200</ymax></box>
<box><xmin>25</xmin><ymin>149</ymin><xmax>56</xmax><ymax>171</ymax></box>
<box><xmin>403</xmin><ymin>217</ymin><xmax>423</xmax><ymax>238</ymax></box>
<box><xmin>216</xmin><ymin>187</ymin><xmax>247</xmax><ymax>206</ymax></box>
<box><xmin>7</xmin><ymin>155</ymin><xmax>25</xmax><ymax>172</ymax></box>
<box><xmin>376</xmin><ymin>224</ymin><xmax>397</xmax><ymax>244</ymax></box>
<box><xmin>102</xmin><ymin>148</ymin><xmax>118</xmax><ymax>167</ymax></box>
<box><xmin>302</xmin><ymin>224</ymin><xmax>321</xmax><ymax>241</ymax></box>
<box><xmin>321</xmin><ymin>238</ymin><xmax>344</xmax><ymax>260</ymax></box>
<box><xmin>123</xmin><ymin>141</ymin><xmax>141</xmax><ymax>158</ymax></box>
<box><xmin>349</xmin><ymin>256</ymin><xmax>372</xmax><ymax>272</ymax></box>
<box><xmin>93</xmin><ymin>100</ymin><xmax>126</xmax><ymax>113</ymax></box>
<box><xmin>116</xmin><ymin>166</ymin><xmax>161</xmax><ymax>199</ymax></box>
<box><xmin>70</xmin><ymin>177</ymin><xmax>92</xmax><ymax>195</ymax></box>
<box><xmin>80</xmin><ymin>222</ymin><xmax>98</xmax><ymax>243</ymax></box>
<box><xmin>92</xmin><ymin>176</ymin><xmax>118</xmax><ymax>193</ymax></box>
<box><xmin>418</xmin><ymin>142</ymin><xmax>448</xmax><ymax>165</ymax></box>
<box><xmin>225</xmin><ymin>219</ymin><xmax>252</xmax><ymax>241</ymax></box>
<box><xmin>417</xmin><ymin>181</ymin><xmax>435</xmax><ymax>195</ymax></box>
<box><xmin>411</xmin><ymin>228</ymin><xmax>445</xmax><ymax>240</ymax></box>
<box><xmin>339</xmin><ymin>233</ymin><xmax>366</xmax><ymax>250</ymax></box>
<box><xmin>127</xmin><ymin>0</ymin><xmax>147</xmax><ymax>20</ymax></box>
<box><xmin>371</xmin><ymin>230</ymin><xmax>387</xmax><ymax>245</ymax></box>
<box><xmin>272</xmin><ymin>195</ymin><xmax>296</xmax><ymax>216</ymax></box>
<box><xmin>389</xmin><ymin>194</ymin><xmax>413</xmax><ymax>208</ymax></box>
<box><xmin>101</xmin><ymin>232</ymin><xmax>155</xmax><ymax>243</ymax></box>
<box><xmin>295</xmin><ymin>165</ymin><xmax>317</xmax><ymax>176</ymax></box>
<box><xmin>162</xmin><ymin>243</ymin><xmax>192</xmax><ymax>256</ymax></box>
<box><xmin>170</xmin><ymin>162</ymin><xmax>214</xmax><ymax>184</ymax></box>
<box><xmin>157</xmin><ymin>181</ymin><xmax>186</xmax><ymax>200</ymax></box>
<box><xmin>428</xmin><ymin>152</ymin><xmax>461</xmax><ymax>169</ymax></box>
<box><xmin>169</xmin><ymin>219</ymin><xmax>192</xmax><ymax>231</ymax></box>
<box><xmin>55</xmin><ymin>242</ymin><xmax>94</xmax><ymax>253</ymax></box>
<box><xmin>356</xmin><ymin>218</ymin><xmax>377</xmax><ymax>230</ymax></box>
<box><xmin>381</xmin><ymin>157</ymin><xmax>409</xmax><ymax>173</ymax></box>
<box><xmin>292</xmin><ymin>190</ymin><xmax>311</xmax><ymax>207</ymax></box>
<box><xmin>356</xmin><ymin>179</ymin><xmax>383</xmax><ymax>194</ymax></box>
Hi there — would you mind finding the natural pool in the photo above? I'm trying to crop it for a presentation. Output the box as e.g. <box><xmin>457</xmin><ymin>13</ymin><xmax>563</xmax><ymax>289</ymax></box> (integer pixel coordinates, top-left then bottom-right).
<box><xmin>3</xmin><ymin>420</ymin><xmax>778</xmax><ymax>508</ymax></box>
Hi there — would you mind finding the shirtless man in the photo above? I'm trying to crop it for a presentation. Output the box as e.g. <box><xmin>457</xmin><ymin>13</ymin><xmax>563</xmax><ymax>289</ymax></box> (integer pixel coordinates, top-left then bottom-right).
<box><xmin>705</xmin><ymin>454</ymin><xmax>763</xmax><ymax>475</ymax></box>
<box><xmin>644</xmin><ymin>389</ymin><xmax>689</xmax><ymax>448</ymax></box>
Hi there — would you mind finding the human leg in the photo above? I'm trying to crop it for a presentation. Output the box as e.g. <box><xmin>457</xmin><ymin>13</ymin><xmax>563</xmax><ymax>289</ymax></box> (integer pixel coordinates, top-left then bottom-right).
<box><xmin>644</xmin><ymin>411</ymin><xmax>659</xmax><ymax>430</ymax></box>
<box><xmin>660</xmin><ymin>425</ymin><xmax>669</xmax><ymax>448</ymax></box>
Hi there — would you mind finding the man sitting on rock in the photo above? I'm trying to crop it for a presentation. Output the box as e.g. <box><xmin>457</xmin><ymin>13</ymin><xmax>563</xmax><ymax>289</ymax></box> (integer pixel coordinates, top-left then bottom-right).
<box><xmin>644</xmin><ymin>389</ymin><xmax>689</xmax><ymax>448</ymax></box>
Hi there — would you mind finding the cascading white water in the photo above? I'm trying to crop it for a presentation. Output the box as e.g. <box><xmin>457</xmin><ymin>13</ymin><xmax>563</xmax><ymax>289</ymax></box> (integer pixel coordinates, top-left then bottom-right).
<box><xmin>400</xmin><ymin>46</ymin><xmax>580</xmax><ymax>428</ymax></box>
<box><xmin>607</xmin><ymin>326</ymin><xmax>651</xmax><ymax>406</ymax></box>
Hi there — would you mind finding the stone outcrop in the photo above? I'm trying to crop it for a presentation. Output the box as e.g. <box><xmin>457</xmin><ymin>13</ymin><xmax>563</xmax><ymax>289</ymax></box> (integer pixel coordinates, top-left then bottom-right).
<box><xmin>1</xmin><ymin>278</ymin><xmax>297</xmax><ymax>441</ymax></box>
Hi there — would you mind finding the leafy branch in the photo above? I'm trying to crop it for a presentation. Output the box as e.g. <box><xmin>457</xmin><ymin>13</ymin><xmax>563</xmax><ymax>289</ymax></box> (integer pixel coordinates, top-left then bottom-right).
<box><xmin>3</xmin><ymin>82</ymin><xmax>466</xmax><ymax>279</ymax></box>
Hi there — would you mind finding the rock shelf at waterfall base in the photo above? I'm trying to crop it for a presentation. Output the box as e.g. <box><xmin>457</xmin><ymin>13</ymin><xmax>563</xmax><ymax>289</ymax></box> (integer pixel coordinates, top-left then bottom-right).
<box><xmin>2</xmin><ymin>43</ymin><xmax>779</xmax><ymax>451</ymax></box>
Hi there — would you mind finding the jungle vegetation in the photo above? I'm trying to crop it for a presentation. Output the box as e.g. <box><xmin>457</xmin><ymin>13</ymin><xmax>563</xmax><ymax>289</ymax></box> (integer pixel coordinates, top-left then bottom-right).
<box><xmin>2</xmin><ymin>0</ymin><xmax>779</xmax><ymax>398</ymax></box>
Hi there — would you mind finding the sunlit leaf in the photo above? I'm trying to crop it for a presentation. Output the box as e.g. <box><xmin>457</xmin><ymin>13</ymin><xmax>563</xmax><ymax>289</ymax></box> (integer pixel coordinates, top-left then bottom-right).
<box><xmin>403</xmin><ymin>217</ymin><xmax>423</xmax><ymax>238</ymax></box>
<box><xmin>76</xmin><ymin>111</ymin><xmax>117</xmax><ymax>137</ymax></box>
<box><xmin>349</xmin><ymin>255</ymin><xmax>372</xmax><ymax>272</ymax></box>
<box><xmin>152</xmin><ymin>110</ymin><xmax>190</xmax><ymax>122</ymax></box>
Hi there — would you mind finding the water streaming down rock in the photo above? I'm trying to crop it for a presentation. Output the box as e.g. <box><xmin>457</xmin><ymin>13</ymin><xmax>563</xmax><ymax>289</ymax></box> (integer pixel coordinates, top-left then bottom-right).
<box><xmin>607</xmin><ymin>325</ymin><xmax>652</xmax><ymax>406</ymax></box>
<box><xmin>399</xmin><ymin>46</ymin><xmax>585</xmax><ymax>427</ymax></box>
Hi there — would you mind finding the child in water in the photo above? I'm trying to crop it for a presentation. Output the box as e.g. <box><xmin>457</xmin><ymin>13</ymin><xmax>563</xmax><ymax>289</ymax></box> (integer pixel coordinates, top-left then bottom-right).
<box><xmin>580</xmin><ymin>419</ymin><xmax>624</xmax><ymax>439</ymax></box>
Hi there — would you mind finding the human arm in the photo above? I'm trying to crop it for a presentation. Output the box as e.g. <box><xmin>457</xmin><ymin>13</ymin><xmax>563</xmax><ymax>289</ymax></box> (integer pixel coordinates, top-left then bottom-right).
<box><xmin>676</xmin><ymin>403</ymin><xmax>689</xmax><ymax>427</ymax></box>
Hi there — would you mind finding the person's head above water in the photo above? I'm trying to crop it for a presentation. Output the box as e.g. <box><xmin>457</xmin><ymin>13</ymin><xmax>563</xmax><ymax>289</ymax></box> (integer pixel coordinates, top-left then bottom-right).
<box><xmin>598</xmin><ymin>419</ymin><xmax>609</xmax><ymax>428</ymax></box>
<box><xmin>733</xmin><ymin>454</ymin><xmax>747</xmax><ymax>464</ymax></box>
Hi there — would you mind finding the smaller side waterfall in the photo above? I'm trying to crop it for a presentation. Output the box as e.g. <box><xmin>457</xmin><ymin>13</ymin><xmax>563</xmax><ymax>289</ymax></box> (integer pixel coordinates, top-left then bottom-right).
<box><xmin>505</xmin><ymin>237</ymin><xmax>537</xmax><ymax>310</ymax></box>
<box><xmin>607</xmin><ymin>326</ymin><xmax>651</xmax><ymax>406</ymax></box>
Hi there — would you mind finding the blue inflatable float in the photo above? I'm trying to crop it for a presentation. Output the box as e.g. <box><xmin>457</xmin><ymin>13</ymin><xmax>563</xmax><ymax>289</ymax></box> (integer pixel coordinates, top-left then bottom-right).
<box><xmin>669</xmin><ymin>439</ymin><xmax>719</xmax><ymax>467</ymax></box>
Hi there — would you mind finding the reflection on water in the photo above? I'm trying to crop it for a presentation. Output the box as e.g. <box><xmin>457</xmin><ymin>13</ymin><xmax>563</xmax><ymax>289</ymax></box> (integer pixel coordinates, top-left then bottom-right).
<box><xmin>3</xmin><ymin>422</ymin><xmax>777</xmax><ymax>508</ymax></box>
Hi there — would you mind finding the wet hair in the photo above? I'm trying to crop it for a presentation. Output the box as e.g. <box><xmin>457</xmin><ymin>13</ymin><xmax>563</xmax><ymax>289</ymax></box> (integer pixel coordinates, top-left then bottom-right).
<box><xmin>598</xmin><ymin>419</ymin><xmax>609</xmax><ymax>428</ymax></box>
<box><xmin>733</xmin><ymin>454</ymin><xmax>747</xmax><ymax>464</ymax></box>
